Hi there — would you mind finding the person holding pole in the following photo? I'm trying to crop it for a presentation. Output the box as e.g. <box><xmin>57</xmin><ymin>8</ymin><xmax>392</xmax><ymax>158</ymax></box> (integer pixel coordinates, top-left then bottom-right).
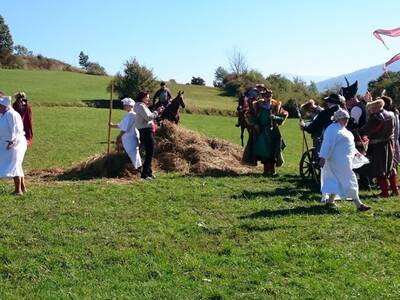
<box><xmin>134</xmin><ymin>91</ymin><xmax>164</xmax><ymax>180</ymax></box>
<box><xmin>109</xmin><ymin>98</ymin><xmax>142</xmax><ymax>170</ymax></box>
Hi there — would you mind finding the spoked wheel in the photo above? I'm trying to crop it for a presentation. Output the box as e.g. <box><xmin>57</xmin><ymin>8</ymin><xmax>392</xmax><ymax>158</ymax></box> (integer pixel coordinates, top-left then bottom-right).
<box><xmin>299</xmin><ymin>148</ymin><xmax>320</xmax><ymax>183</ymax></box>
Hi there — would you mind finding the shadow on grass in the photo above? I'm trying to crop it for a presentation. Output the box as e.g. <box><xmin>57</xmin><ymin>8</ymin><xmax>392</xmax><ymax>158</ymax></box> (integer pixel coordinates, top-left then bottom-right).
<box><xmin>232</xmin><ymin>174</ymin><xmax>320</xmax><ymax>202</ymax></box>
<box><xmin>240</xmin><ymin>204</ymin><xmax>339</xmax><ymax>219</ymax></box>
<box><xmin>240</xmin><ymin>223</ymin><xmax>298</xmax><ymax>232</ymax></box>
<box><xmin>81</xmin><ymin>99</ymin><xmax>123</xmax><ymax>109</ymax></box>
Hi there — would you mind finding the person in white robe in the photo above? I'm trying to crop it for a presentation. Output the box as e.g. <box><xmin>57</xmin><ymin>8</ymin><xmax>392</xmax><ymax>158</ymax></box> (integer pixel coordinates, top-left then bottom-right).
<box><xmin>109</xmin><ymin>98</ymin><xmax>142</xmax><ymax>169</ymax></box>
<box><xmin>319</xmin><ymin>108</ymin><xmax>371</xmax><ymax>212</ymax></box>
<box><xmin>0</xmin><ymin>96</ymin><xmax>28</xmax><ymax>195</ymax></box>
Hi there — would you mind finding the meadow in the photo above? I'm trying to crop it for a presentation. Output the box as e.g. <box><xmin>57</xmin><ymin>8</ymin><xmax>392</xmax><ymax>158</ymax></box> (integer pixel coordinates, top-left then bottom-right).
<box><xmin>0</xmin><ymin>106</ymin><xmax>399</xmax><ymax>299</ymax></box>
<box><xmin>0</xmin><ymin>69</ymin><xmax>237</xmax><ymax>113</ymax></box>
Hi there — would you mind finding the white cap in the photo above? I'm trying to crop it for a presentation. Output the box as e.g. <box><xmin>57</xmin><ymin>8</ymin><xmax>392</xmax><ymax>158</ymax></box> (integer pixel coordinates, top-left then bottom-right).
<box><xmin>0</xmin><ymin>96</ymin><xmax>11</xmax><ymax>108</ymax></box>
<box><xmin>121</xmin><ymin>97</ymin><xmax>135</xmax><ymax>107</ymax></box>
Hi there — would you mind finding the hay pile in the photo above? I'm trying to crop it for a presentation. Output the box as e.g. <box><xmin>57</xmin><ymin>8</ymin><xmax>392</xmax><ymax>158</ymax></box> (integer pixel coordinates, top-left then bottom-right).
<box><xmin>154</xmin><ymin>121</ymin><xmax>252</xmax><ymax>176</ymax></box>
<box><xmin>56</xmin><ymin>121</ymin><xmax>252</xmax><ymax>179</ymax></box>
<box><xmin>59</xmin><ymin>152</ymin><xmax>139</xmax><ymax>180</ymax></box>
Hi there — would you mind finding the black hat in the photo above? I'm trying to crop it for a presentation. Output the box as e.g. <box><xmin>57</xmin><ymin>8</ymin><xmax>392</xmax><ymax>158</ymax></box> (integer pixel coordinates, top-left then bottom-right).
<box><xmin>341</xmin><ymin>78</ymin><xmax>358</xmax><ymax>101</ymax></box>
<box><xmin>324</xmin><ymin>93</ymin><xmax>342</xmax><ymax>105</ymax></box>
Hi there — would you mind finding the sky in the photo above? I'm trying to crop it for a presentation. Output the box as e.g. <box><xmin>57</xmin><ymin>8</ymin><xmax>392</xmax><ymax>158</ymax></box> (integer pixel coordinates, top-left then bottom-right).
<box><xmin>2</xmin><ymin>0</ymin><xmax>400</xmax><ymax>85</ymax></box>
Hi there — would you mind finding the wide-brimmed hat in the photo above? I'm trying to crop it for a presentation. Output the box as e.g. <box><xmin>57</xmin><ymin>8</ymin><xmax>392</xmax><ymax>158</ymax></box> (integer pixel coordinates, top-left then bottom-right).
<box><xmin>14</xmin><ymin>91</ymin><xmax>26</xmax><ymax>99</ymax></box>
<box><xmin>301</xmin><ymin>99</ymin><xmax>316</xmax><ymax>109</ymax></box>
<box><xmin>121</xmin><ymin>97</ymin><xmax>135</xmax><ymax>107</ymax></box>
<box><xmin>367</xmin><ymin>99</ymin><xmax>385</xmax><ymax>111</ymax></box>
<box><xmin>0</xmin><ymin>96</ymin><xmax>11</xmax><ymax>108</ymax></box>
<box><xmin>332</xmin><ymin>108</ymin><xmax>350</xmax><ymax>121</ymax></box>
<box><xmin>324</xmin><ymin>93</ymin><xmax>343</xmax><ymax>105</ymax></box>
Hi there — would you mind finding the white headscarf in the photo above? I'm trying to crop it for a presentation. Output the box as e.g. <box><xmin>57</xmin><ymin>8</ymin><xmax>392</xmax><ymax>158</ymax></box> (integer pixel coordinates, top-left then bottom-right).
<box><xmin>0</xmin><ymin>96</ymin><xmax>11</xmax><ymax>108</ymax></box>
<box><xmin>121</xmin><ymin>97</ymin><xmax>135</xmax><ymax>107</ymax></box>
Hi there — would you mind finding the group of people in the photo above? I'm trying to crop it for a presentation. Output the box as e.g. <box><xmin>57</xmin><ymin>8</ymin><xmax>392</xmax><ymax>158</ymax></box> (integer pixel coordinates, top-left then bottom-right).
<box><xmin>2</xmin><ymin>79</ymin><xmax>399</xmax><ymax>213</ymax></box>
<box><xmin>237</xmin><ymin>79</ymin><xmax>399</xmax><ymax>212</ymax></box>
<box><xmin>0</xmin><ymin>91</ymin><xmax>33</xmax><ymax>195</ymax></box>
<box><xmin>300</xmin><ymin>80</ymin><xmax>399</xmax><ymax>211</ymax></box>
<box><xmin>109</xmin><ymin>87</ymin><xmax>169</xmax><ymax>180</ymax></box>
<box><xmin>239</xmin><ymin>84</ymin><xmax>289</xmax><ymax>176</ymax></box>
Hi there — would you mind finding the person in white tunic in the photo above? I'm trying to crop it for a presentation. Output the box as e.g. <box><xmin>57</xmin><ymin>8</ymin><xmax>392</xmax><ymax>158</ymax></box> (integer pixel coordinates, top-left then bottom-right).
<box><xmin>319</xmin><ymin>108</ymin><xmax>371</xmax><ymax>212</ymax></box>
<box><xmin>109</xmin><ymin>98</ymin><xmax>142</xmax><ymax>169</ymax></box>
<box><xmin>0</xmin><ymin>96</ymin><xmax>28</xmax><ymax>195</ymax></box>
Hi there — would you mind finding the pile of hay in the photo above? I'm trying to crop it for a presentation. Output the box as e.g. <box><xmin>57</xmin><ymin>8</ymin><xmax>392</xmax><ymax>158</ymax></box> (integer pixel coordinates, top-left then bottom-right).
<box><xmin>154</xmin><ymin>121</ymin><xmax>252</xmax><ymax>176</ymax></box>
<box><xmin>54</xmin><ymin>121</ymin><xmax>253</xmax><ymax>179</ymax></box>
<box><xmin>59</xmin><ymin>152</ymin><xmax>139</xmax><ymax>180</ymax></box>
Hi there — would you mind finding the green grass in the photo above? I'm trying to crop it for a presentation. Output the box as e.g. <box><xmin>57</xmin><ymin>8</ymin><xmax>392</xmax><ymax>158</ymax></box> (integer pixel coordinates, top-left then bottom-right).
<box><xmin>0</xmin><ymin>69</ymin><xmax>237</xmax><ymax>113</ymax></box>
<box><xmin>0</xmin><ymin>107</ymin><xmax>400</xmax><ymax>298</ymax></box>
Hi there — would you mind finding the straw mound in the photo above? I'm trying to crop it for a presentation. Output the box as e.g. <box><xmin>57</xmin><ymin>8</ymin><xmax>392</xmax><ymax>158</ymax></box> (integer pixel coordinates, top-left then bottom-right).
<box><xmin>55</xmin><ymin>121</ymin><xmax>252</xmax><ymax>179</ymax></box>
<box><xmin>154</xmin><ymin>121</ymin><xmax>251</xmax><ymax>176</ymax></box>
<box><xmin>59</xmin><ymin>152</ymin><xmax>139</xmax><ymax>180</ymax></box>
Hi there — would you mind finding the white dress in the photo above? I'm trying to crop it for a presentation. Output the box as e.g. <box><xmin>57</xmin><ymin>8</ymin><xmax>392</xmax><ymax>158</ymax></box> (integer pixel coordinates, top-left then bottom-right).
<box><xmin>119</xmin><ymin>111</ymin><xmax>142</xmax><ymax>169</ymax></box>
<box><xmin>319</xmin><ymin>122</ymin><xmax>359</xmax><ymax>200</ymax></box>
<box><xmin>0</xmin><ymin>108</ymin><xmax>27</xmax><ymax>177</ymax></box>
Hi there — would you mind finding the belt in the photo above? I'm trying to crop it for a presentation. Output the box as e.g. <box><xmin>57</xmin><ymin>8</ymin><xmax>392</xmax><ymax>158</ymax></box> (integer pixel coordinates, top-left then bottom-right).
<box><xmin>369</xmin><ymin>136</ymin><xmax>393</xmax><ymax>145</ymax></box>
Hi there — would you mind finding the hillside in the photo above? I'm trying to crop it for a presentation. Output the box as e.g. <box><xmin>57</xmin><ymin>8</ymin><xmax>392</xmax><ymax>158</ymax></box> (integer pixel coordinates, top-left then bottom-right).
<box><xmin>0</xmin><ymin>69</ymin><xmax>237</xmax><ymax>113</ymax></box>
<box><xmin>316</xmin><ymin>63</ymin><xmax>400</xmax><ymax>94</ymax></box>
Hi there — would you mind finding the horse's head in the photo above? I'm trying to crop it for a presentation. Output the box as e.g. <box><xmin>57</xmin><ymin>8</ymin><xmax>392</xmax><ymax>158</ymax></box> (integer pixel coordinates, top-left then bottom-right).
<box><xmin>174</xmin><ymin>91</ymin><xmax>185</xmax><ymax>109</ymax></box>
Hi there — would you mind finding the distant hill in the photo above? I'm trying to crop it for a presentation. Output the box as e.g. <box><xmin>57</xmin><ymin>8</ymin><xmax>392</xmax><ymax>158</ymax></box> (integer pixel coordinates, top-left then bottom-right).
<box><xmin>0</xmin><ymin>69</ymin><xmax>236</xmax><ymax>114</ymax></box>
<box><xmin>316</xmin><ymin>63</ymin><xmax>400</xmax><ymax>94</ymax></box>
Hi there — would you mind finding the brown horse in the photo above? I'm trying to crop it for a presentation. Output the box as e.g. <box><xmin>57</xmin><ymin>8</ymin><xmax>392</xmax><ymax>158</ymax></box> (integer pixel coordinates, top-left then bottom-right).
<box><xmin>158</xmin><ymin>91</ymin><xmax>186</xmax><ymax>124</ymax></box>
<box><xmin>237</xmin><ymin>94</ymin><xmax>250</xmax><ymax>146</ymax></box>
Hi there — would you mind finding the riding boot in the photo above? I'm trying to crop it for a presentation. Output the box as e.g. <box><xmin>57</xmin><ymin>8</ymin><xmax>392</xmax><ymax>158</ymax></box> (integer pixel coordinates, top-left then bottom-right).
<box><xmin>377</xmin><ymin>176</ymin><xmax>390</xmax><ymax>198</ymax></box>
<box><xmin>359</xmin><ymin>175</ymin><xmax>372</xmax><ymax>191</ymax></box>
<box><xmin>389</xmin><ymin>174</ymin><xmax>399</xmax><ymax>196</ymax></box>
<box><xmin>263</xmin><ymin>162</ymin><xmax>275</xmax><ymax>176</ymax></box>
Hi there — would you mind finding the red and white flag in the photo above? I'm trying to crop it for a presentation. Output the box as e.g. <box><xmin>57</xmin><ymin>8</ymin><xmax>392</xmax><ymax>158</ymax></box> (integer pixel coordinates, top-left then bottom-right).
<box><xmin>373</xmin><ymin>27</ymin><xmax>400</xmax><ymax>49</ymax></box>
<box><xmin>383</xmin><ymin>52</ymin><xmax>400</xmax><ymax>71</ymax></box>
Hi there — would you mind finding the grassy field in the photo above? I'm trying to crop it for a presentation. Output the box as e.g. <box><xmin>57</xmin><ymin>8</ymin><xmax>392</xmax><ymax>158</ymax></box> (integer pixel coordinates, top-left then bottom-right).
<box><xmin>0</xmin><ymin>69</ymin><xmax>237</xmax><ymax>113</ymax></box>
<box><xmin>0</xmin><ymin>107</ymin><xmax>400</xmax><ymax>298</ymax></box>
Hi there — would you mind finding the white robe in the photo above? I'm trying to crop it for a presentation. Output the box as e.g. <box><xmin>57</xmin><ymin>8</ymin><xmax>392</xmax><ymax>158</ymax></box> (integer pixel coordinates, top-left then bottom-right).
<box><xmin>118</xmin><ymin>111</ymin><xmax>142</xmax><ymax>169</ymax></box>
<box><xmin>319</xmin><ymin>122</ymin><xmax>358</xmax><ymax>200</ymax></box>
<box><xmin>0</xmin><ymin>108</ymin><xmax>27</xmax><ymax>177</ymax></box>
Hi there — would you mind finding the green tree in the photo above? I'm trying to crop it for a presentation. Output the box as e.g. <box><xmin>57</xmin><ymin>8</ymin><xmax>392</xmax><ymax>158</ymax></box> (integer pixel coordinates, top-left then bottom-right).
<box><xmin>191</xmin><ymin>76</ymin><xmax>206</xmax><ymax>86</ymax></box>
<box><xmin>14</xmin><ymin>45</ymin><xmax>33</xmax><ymax>56</ymax></box>
<box><xmin>0</xmin><ymin>15</ymin><xmax>13</xmax><ymax>53</ymax></box>
<box><xmin>368</xmin><ymin>71</ymin><xmax>400</xmax><ymax>105</ymax></box>
<box><xmin>112</xmin><ymin>58</ymin><xmax>158</xmax><ymax>99</ymax></box>
<box><xmin>79</xmin><ymin>51</ymin><xmax>89</xmax><ymax>69</ymax></box>
<box><xmin>213</xmin><ymin>66</ymin><xmax>228</xmax><ymax>87</ymax></box>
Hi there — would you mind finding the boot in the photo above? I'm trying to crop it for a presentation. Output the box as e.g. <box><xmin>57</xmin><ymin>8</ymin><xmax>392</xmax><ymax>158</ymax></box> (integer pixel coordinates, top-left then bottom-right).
<box><xmin>263</xmin><ymin>162</ymin><xmax>275</xmax><ymax>176</ymax></box>
<box><xmin>389</xmin><ymin>174</ymin><xmax>399</xmax><ymax>196</ymax></box>
<box><xmin>377</xmin><ymin>176</ymin><xmax>390</xmax><ymax>198</ymax></box>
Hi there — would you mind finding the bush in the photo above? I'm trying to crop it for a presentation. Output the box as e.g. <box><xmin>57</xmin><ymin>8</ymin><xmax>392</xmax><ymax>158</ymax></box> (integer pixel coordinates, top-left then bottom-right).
<box><xmin>112</xmin><ymin>58</ymin><xmax>158</xmax><ymax>99</ymax></box>
<box><xmin>86</xmin><ymin>62</ymin><xmax>107</xmax><ymax>76</ymax></box>
<box><xmin>191</xmin><ymin>77</ymin><xmax>206</xmax><ymax>86</ymax></box>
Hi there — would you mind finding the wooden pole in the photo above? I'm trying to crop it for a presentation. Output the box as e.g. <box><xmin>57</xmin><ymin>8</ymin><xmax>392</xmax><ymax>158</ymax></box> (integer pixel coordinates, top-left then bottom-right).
<box><xmin>107</xmin><ymin>81</ymin><xmax>114</xmax><ymax>155</ymax></box>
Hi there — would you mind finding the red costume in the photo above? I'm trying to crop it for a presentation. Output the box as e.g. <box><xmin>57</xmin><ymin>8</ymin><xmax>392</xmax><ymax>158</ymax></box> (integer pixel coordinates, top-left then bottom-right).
<box><xmin>12</xmin><ymin>100</ymin><xmax>33</xmax><ymax>146</ymax></box>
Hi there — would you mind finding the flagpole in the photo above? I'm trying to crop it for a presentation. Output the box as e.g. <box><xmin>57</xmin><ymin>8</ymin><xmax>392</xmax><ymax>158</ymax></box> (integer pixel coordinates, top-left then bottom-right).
<box><xmin>107</xmin><ymin>81</ymin><xmax>114</xmax><ymax>155</ymax></box>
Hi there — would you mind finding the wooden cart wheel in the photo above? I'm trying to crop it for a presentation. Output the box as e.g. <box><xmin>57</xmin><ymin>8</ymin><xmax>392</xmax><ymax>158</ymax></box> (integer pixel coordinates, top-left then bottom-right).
<box><xmin>299</xmin><ymin>148</ymin><xmax>320</xmax><ymax>182</ymax></box>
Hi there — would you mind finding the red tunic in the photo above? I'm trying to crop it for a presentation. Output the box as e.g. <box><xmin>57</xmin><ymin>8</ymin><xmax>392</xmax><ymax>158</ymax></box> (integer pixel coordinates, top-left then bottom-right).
<box><xmin>12</xmin><ymin>100</ymin><xmax>33</xmax><ymax>146</ymax></box>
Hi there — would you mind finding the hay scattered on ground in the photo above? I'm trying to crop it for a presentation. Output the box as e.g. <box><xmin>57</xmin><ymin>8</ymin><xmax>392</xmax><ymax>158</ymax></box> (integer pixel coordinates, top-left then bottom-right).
<box><xmin>35</xmin><ymin>121</ymin><xmax>254</xmax><ymax>180</ymax></box>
